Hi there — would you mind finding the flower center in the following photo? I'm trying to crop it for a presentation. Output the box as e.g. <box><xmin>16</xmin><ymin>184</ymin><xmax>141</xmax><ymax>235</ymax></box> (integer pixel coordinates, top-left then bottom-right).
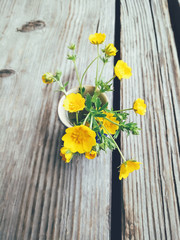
<box><xmin>71</xmin><ymin>132</ymin><xmax>83</xmax><ymax>144</ymax></box>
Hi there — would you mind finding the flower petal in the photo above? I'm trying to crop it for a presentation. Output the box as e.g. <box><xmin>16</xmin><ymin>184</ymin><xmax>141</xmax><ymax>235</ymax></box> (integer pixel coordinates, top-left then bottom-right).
<box><xmin>89</xmin><ymin>33</ymin><xmax>106</xmax><ymax>45</ymax></box>
<box><xmin>62</xmin><ymin>125</ymin><xmax>96</xmax><ymax>154</ymax></box>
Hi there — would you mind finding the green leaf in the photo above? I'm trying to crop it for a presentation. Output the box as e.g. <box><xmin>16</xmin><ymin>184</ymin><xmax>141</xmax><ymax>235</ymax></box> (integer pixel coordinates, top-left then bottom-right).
<box><xmin>113</xmin><ymin>128</ymin><xmax>121</xmax><ymax>139</ymax></box>
<box><xmin>85</xmin><ymin>93</ymin><xmax>92</xmax><ymax>110</ymax></box>
<box><xmin>59</xmin><ymin>87</ymin><xmax>65</xmax><ymax>92</ymax></box>
<box><xmin>118</xmin><ymin>121</ymin><xmax>141</xmax><ymax>136</ymax></box>
<box><xmin>68</xmin><ymin>44</ymin><xmax>76</xmax><ymax>50</ymax></box>
<box><xmin>100</xmin><ymin>56</ymin><xmax>109</xmax><ymax>64</ymax></box>
<box><xmin>106</xmin><ymin>137</ymin><xmax>116</xmax><ymax>150</ymax></box>
<box><xmin>64</xmin><ymin>81</ymin><xmax>69</xmax><ymax>87</ymax></box>
<box><xmin>81</xmin><ymin>87</ymin><xmax>85</xmax><ymax>96</ymax></box>
<box><xmin>95</xmin><ymin>97</ymin><xmax>102</xmax><ymax>110</ymax></box>
<box><xmin>100</xmin><ymin>102</ymin><xmax>108</xmax><ymax>111</ymax></box>
<box><xmin>91</xmin><ymin>92</ymin><xmax>99</xmax><ymax>103</ymax></box>
<box><xmin>99</xmin><ymin>142</ymin><xmax>107</xmax><ymax>151</ymax></box>
<box><xmin>94</xmin><ymin>113</ymin><xmax>106</xmax><ymax>118</ymax></box>
<box><xmin>67</xmin><ymin>54</ymin><xmax>76</xmax><ymax>61</ymax></box>
<box><xmin>97</xmin><ymin>79</ymin><xmax>113</xmax><ymax>93</ymax></box>
<box><xmin>93</xmin><ymin>119</ymin><xmax>100</xmax><ymax>130</ymax></box>
<box><xmin>115</xmin><ymin>112</ymin><xmax>129</xmax><ymax>121</ymax></box>
<box><xmin>55</xmin><ymin>71</ymin><xmax>62</xmax><ymax>81</ymax></box>
<box><xmin>100</xmin><ymin>129</ymin><xmax>104</xmax><ymax>135</ymax></box>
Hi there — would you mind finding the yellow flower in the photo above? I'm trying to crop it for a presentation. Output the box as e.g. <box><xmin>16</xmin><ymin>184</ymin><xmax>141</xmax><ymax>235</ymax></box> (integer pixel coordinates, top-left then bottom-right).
<box><xmin>105</xmin><ymin>43</ymin><xmax>117</xmax><ymax>56</ymax></box>
<box><xmin>63</xmin><ymin>93</ymin><xmax>85</xmax><ymax>112</ymax></box>
<box><xmin>119</xmin><ymin>160</ymin><xmax>142</xmax><ymax>180</ymax></box>
<box><xmin>42</xmin><ymin>72</ymin><xmax>54</xmax><ymax>84</ymax></box>
<box><xmin>62</xmin><ymin>125</ymin><xmax>96</xmax><ymax>154</ymax></box>
<box><xmin>60</xmin><ymin>147</ymin><xmax>73</xmax><ymax>163</ymax></box>
<box><xmin>89</xmin><ymin>33</ymin><xmax>106</xmax><ymax>45</ymax></box>
<box><xmin>133</xmin><ymin>98</ymin><xmax>146</xmax><ymax>115</ymax></box>
<box><xmin>85</xmin><ymin>150</ymin><xmax>97</xmax><ymax>159</ymax></box>
<box><xmin>98</xmin><ymin>111</ymin><xmax>119</xmax><ymax>135</ymax></box>
<box><xmin>114</xmin><ymin>60</ymin><xmax>132</xmax><ymax>80</ymax></box>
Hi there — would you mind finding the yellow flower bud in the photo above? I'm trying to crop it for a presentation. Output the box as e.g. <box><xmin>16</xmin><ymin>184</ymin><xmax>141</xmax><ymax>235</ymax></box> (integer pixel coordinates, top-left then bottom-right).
<box><xmin>60</xmin><ymin>147</ymin><xmax>73</xmax><ymax>163</ymax></box>
<box><xmin>105</xmin><ymin>43</ymin><xmax>117</xmax><ymax>56</ymax></box>
<box><xmin>42</xmin><ymin>72</ymin><xmax>54</xmax><ymax>84</ymax></box>
<box><xmin>133</xmin><ymin>98</ymin><xmax>146</xmax><ymax>115</ymax></box>
<box><xmin>85</xmin><ymin>150</ymin><xmax>97</xmax><ymax>159</ymax></box>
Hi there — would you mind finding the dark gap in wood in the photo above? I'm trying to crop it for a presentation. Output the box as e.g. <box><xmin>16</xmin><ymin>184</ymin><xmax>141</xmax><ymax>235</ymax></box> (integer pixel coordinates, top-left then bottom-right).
<box><xmin>167</xmin><ymin>0</ymin><xmax>180</xmax><ymax>62</ymax></box>
<box><xmin>111</xmin><ymin>1</ymin><xmax>123</xmax><ymax>240</ymax></box>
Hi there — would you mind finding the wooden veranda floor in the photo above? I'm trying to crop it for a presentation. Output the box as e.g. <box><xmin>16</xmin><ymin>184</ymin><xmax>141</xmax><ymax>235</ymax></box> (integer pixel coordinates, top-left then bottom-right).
<box><xmin>0</xmin><ymin>0</ymin><xmax>179</xmax><ymax>239</ymax></box>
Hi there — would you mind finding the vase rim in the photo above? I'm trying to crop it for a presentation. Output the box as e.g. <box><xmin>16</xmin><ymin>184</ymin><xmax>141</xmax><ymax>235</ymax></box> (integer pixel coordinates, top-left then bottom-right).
<box><xmin>58</xmin><ymin>85</ymin><xmax>109</xmax><ymax>128</ymax></box>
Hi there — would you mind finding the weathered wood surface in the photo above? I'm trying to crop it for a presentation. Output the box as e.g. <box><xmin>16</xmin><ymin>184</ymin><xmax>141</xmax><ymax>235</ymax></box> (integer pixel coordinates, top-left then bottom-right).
<box><xmin>0</xmin><ymin>0</ymin><xmax>180</xmax><ymax>239</ymax></box>
<box><xmin>120</xmin><ymin>0</ymin><xmax>180</xmax><ymax>239</ymax></box>
<box><xmin>0</xmin><ymin>0</ymin><xmax>115</xmax><ymax>239</ymax></box>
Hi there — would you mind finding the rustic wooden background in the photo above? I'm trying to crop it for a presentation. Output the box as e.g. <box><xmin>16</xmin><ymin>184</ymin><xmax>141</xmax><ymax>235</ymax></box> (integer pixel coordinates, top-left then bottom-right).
<box><xmin>0</xmin><ymin>0</ymin><xmax>179</xmax><ymax>239</ymax></box>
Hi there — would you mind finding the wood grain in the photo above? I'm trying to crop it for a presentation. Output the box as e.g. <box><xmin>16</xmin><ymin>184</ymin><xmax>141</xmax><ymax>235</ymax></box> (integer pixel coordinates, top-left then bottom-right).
<box><xmin>119</xmin><ymin>0</ymin><xmax>180</xmax><ymax>239</ymax></box>
<box><xmin>1</xmin><ymin>0</ymin><xmax>179</xmax><ymax>239</ymax></box>
<box><xmin>0</xmin><ymin>0</ymin><xmax>115</xmax><ymax>239</ymax></box>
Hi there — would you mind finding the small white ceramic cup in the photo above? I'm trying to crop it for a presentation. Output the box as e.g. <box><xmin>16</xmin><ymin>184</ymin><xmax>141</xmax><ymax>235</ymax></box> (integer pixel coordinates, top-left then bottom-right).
<box><xmin>58</xmin><ymin>85</ymin><xmax>108</xmax><ymax>128</ymax></box>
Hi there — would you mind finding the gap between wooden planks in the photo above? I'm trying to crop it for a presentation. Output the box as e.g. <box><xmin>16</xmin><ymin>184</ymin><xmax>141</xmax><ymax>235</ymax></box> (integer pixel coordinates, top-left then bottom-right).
<box><xmin>0</xmin><ymin>0</ymin><xmax>115</xmax><ymax>239</ymax></box>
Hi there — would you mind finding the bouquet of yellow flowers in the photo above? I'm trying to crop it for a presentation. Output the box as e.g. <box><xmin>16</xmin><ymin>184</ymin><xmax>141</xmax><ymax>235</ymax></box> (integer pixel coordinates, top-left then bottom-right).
<box><xmin>42</xmin><ymin>33</ymin><xmax>146</xmax><ymax>180</ymax></box>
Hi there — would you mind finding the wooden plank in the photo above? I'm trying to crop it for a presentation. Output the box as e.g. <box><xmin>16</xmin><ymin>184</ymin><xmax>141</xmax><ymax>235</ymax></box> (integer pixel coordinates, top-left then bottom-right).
<box><xmin>119</xmin><ymin>0</ymin><xmax>180</xmax><ymax>239</ymax></box>
<box><xmin>0</xmin><ymin>0</ymin><xmax>115</xmax><ymax>239</ymax></box>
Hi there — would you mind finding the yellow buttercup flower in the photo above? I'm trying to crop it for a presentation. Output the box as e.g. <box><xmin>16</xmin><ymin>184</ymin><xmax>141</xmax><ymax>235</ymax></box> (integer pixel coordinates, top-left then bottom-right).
<box><xmin>105</xmin><ymin>43</ymin><xmax>117</xmax><ymax>56</ymax></box>
<box><xmin>42</xmin><ymin>72</ymin><xmax>54</xmax><ymax>84</ymax></box>
<box><xmin>89</xmin><ymin>33</ymin><xmax>106</xmax><ymax>45</ymax></box>
<box><xmin>114</xmin><ymin>60</ymin><xmax>132</xmax><ymax>80</ymax></box>
<box><xmin>60</xmin><ymin>147</ymin><xmax>73</xmax><ymax>163</ymax></box>
<box><xmin>85</xmin><ymin>150</ymin><xmax>97</xmax><ymax>159</ymax></box>
<box><xmin>119</xmin><ymin>160</ymin><xmax>142</xmax><ymax>180</ymax></box>
<box><xmin>133</xmin><ymin>98</ymin><xmax>146</xmax><ymax>115</ymax></box>
<box><xmin>62</xmin><ymin>125</ymin><xmax>96</xmax><ymax>154</ymax></box>
<box><xmin>63</xmin><ymin>93</ymin><xmax>85</xmax><ymax>112</ymax></box>
<box><xmin>98</xmin><ymin>111</ymin><xmax>119</xmax><ymax>135</ymax></box>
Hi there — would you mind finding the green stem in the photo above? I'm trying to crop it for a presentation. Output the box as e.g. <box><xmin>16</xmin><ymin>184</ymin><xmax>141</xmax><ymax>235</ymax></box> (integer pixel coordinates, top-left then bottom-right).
<box><xmin>54</xmin><ymin>80</ymin><xmax>67</xmax><ymax>95</ymax></box>
<box><xmin>76</xmin><ymin>112</ymin><xmax>79</xmax><ymax>124</ymax></box>
<box><xmin>90</xmin><ymin>115</ymin><xmax>93</xmax><ymax>129</ymax></box>
<box><xmin>96</xmin><ymin>45</ymin><xmax>100</xmax><ymax>84</ymax></box>
<box><xmin>97</xmin><ymin>119</ymin><xmax>126</xmax><ymax>162</ymax></box>
<box><xmin>73</xmin><ymin>60</ymin><xmax>81</xmax><ymax>86</ymax></box>
<box><xmin>83</xmin><ymin>112</ymin><xmax>90</xmax><ymax>125</ymax></box>
<box><xmin>104</xmin><ymin>117</ymin><xmax>120</xmax><ymax>126</ymax></box>
<box><xmin>106</xmin><ymin>75</ymin><xmax>116</xmax><ymax>85</ymax></box>
<box><xmin>62</xmin><ymin>90</ymin><xmax>67</xmax><ymax>96</ymax></box>
<box><xmin>54</xmin><ymin>89</ymin><xmax>67</xmax><ymax>96</ymax></box>
<box><xmin>80</xmin><ymin>56</ymin><xmax>99</xmax><ymax>87</ymax></box>
<box><xmin>114</xmin><ymin>108</ymin><xmax>133</xmax><ymax>112</ymax></box>
<box><xmin>99</xmin><ymin>62</ymin><xmax>105</xmax><ymax>81</ymax></box>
